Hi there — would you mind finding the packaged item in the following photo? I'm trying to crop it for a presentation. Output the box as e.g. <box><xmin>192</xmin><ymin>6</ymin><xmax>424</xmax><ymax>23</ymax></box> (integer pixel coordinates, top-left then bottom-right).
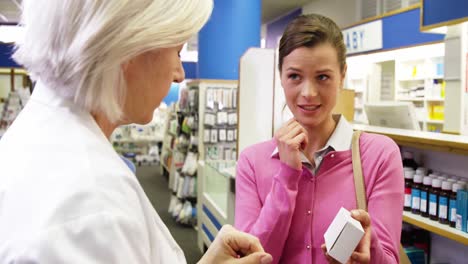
<box><xmin>420</xmin><ymin>176</ymin><xmax>432</xmax><ymax>218</ymax></box>
<box><xmin>449</xmin><ymin>183</ymin><xmax>462</xmax><ymax>227</ymax></box>
<box><xmin>404</xmin><ymin>169</ymin><xmax>415</xmax><ymax>211</ymax></box>
<box><xmin>210</xmin><ymin>129</ymin><xmax>218</xmax><ymax>143</ymax></box>
<box><xmin>324</xmin><ymin>207</ymin><xmax>364</xmax><ymax>264</ymax></box>
<box><xmin>412</xmin><ymin>175</ymin><xmax>423</xmax><ymax>214</ymax></box>
<box><xmin>455</xmin><ymin>190</ymin><xmax>467</xmax><ymax>232</ymax></box>
<box><xmin>402</xmin><ymin>152</ymin><xmax>418</xmax><ymax>170</ymax></box>
<box><xmin>438</xmin><ymin>181</ymin><xmax>452</xmax><ymax>224</ymax></box>
<box><xmin>429</xmin><ymin>179</ymin><xmax>442</xmax><ymax>221</ymax></box>
<box><xmin>219</xmin><ymin>129</ymin><xmax>227</xmax><ymax>142</ymax></box>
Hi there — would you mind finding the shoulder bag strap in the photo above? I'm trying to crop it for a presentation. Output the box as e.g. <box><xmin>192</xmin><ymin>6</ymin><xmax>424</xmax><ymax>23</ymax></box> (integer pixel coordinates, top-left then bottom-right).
<box><xmin>351</xmin><ymin>130</ymin><xmax>411</xmax><ymax>264</ymax></box>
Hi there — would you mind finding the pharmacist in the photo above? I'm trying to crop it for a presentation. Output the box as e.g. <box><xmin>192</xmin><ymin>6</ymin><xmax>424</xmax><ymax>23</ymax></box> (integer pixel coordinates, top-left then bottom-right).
<box><xmin>0</xmin><ymin>1</ymin><xmax>272</xmax><ymax>264</ymax></box>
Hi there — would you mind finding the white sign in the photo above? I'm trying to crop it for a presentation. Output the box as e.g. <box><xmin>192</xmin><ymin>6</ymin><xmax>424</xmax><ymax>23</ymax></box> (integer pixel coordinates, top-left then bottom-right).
<box><xmin>342</xmin><ymin>20</ymin><xmax>383</xmax><ymax>54</ymax></box>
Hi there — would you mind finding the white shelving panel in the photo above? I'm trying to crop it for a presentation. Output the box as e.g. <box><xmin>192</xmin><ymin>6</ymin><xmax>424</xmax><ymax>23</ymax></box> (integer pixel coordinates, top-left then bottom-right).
<box><xmin>393</xmin><ymin>44</ymin><xmax>445</xmax><ymax>132</ymax></box>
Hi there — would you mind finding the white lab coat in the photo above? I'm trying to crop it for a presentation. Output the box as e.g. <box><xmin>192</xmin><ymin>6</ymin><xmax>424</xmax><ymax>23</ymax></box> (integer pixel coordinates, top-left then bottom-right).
<box><xmin>0</xmin><ymin>82</ymin><xmax>187</xmax><ymax>263</ymax></box>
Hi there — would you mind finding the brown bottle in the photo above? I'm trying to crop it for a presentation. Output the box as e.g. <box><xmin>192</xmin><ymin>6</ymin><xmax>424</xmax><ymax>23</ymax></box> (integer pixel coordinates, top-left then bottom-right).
<box><xmin>411</xmin><ymin>175</ymin><xmax>423</xmax><ymax>214</ymax></box>
<box><xmin>438</xmin><ymin>181</ymin><xmax>452</xmax><ymax>224</ymax></box>
<box><xmin>420</xmin><ymin>176</ymin><xmax>432</xmax><ymax>218</ymax></box>
<box><xmin>404</xmin><ymin>169</ymin><xmax>414</xmax><ymax>211</ymax></box>
<box><xmin>429</xmin><ymin>179</ymin><xmax>442</xmax><ymax>221</ymax></box>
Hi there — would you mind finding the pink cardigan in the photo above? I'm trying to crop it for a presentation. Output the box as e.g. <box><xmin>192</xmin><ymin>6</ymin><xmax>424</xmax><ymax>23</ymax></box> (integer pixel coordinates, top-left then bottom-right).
<box><xmin>235</xmin><ymin>132</ymin><xmax>404</xmax><ymax>264</ymax></box>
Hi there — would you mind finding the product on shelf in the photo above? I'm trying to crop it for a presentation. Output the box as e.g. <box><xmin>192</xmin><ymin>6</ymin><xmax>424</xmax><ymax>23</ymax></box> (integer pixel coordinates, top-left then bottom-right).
<box><xmin>420</xmin><ymin>176</ymin><xmax>432</xmax><ymax>218</ymax></box>
<box><xmin>164</xmin><ymin>85</ymin><xmax>200</xmax><ymax>227</ymax></box>
<box><xmin>429</xmin><ymin>179</ymin><xmax>442</xmax><ymax>221</ymax></box>
<box><xmin>0</xmin><ymin>88</ymin><xmax>31</xmax><ymax>134</ymax></box>
<box><xmin>203</xmin><ymin>86</ymin><xmax>238</xmax><ymax>161</ymax></box>
<box><xmin>111</xmin><ymin>106</ymin><xmax>168</xmax><ymax>164</ymax></box>
<box><xmin>415</xmin><ymin>167</ymin><xmax>427</xmax><ymax>176</ymax></box>
<box><xmin>411</xmin><ymin>175</ymin><xmax>423</xmax><ymax>214</ymax></box>
<box><xmin>455</xmin><ymin>189</ymin><xmax>467</xmax><ymax>232</ymax></box>
<box><xmin>438</xmin><ymin>181</ymin><xmax>452</xmax><ymax>225</ymax></box>
<box><xmin>404</xmin><ymin>168</ymin><xmax>415</xmax><ymax>211</ymax></box>
<box><xmin>449</xmin><ymin>183</ymin><xmax>462</xmax><ymax>228</ymax></box>
<box><xmin>402</xmin><ymin>151</ymin><xmax>419</xmax><ymax>170</ymax></box>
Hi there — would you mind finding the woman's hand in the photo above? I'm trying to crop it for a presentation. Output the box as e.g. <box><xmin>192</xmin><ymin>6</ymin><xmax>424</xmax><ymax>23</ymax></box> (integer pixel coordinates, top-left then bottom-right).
<box><xmin>198</xmin><ymin>225</ymin><xmax>273</xmax><ymax>264</ymax></box>
<box><xmin>321</xmin><ymin>210</ymin><xmax>372</xmax><ymax>264</ymax></box>
<box><xmin>274</xmin><ymin>118</ymin><xmax>309</xmax><ymax>170</ymax></box>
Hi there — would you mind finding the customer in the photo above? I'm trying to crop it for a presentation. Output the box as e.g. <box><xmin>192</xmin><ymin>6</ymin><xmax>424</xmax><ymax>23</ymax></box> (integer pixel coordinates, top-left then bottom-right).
<box><xmin>235</xmin><ymin>14</ymin><xmax>404</xmax><ymax>264</ymax></box>
<box><xmin>0</xmin><ymin>1</ymin><xmax>272</xmax><ymax>263</ymax></box>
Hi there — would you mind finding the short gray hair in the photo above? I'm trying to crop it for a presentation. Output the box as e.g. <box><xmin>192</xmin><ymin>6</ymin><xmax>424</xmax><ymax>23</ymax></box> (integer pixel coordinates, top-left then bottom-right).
<box><xmin>13</xmin><ymin>0</ymin><xmax>213</xmax><ymax>123</ymax></box>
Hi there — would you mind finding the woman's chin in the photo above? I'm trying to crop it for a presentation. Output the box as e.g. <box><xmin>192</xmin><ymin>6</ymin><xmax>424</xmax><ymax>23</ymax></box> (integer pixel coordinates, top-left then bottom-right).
<box><xmin>131</xmin><ymin>114</ymin><xmax>153</xmax><ymax>125</ymax></box>
<box><xmin>294</xmin><ymin>115</ymin><xmax>323</xmax><ymax>128</ymax></box>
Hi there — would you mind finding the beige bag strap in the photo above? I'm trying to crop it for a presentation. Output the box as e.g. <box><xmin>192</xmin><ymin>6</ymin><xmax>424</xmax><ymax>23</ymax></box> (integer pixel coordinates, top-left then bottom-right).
<box><xmin>351</xmin><ymin>131</ymin><xmax>411</xmax><ymax>264</ymax></box>
<box><xmin>352</xmin><ymin>130</ymin><xmax>367</xmax><ymax>211</ymax></box>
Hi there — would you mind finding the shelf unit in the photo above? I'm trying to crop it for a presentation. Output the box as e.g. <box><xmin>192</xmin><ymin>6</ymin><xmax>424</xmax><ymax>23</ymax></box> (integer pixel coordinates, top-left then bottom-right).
<box><xmin>402</xmin><ymin>212</ymin><xmax>468</xmax><ymax>246</ymax></box>
<box><xmin>353</xmin><ymin>124</ymin><xmax>468</xmax><ymax>256</ymax></box>
<box><xmin>353</xmin><ymin>124</ymin><xmax>468</xmax><ymax>155</ymax></box>
<box><xmin>345</xmin><ymin>76</ymin><xmax>368</xmax><ymax>124</ymax></box>
<box><xmin>160</xmin><ymin>104</ymin><xmax>177</xmax><ymax>175</ymax></box>
<box><xmin>354</xmin><ymin>125</ymin><xmax>468</xmax><ymax>243</ymax></box>
<box><xmin>345</xmin><ymin>42</ymin><xmax>448</xmax><ymax>133</ymax></box>
<box><xmin>186</xmin><ymin>79</ymin><xmax>238</xmax><ymax>251</ymax></box>
<box><xmin>395</xmin><ymin>54</ymin><xmax>446</xmax><ymax>132</ymax></box>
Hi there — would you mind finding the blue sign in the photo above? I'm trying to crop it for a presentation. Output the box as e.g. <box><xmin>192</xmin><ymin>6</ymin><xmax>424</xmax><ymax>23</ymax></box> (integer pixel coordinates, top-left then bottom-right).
<box><xmin>422</xmin><ymin>0</ymin><xmax>468</xmax><ymax>28</ymax></box>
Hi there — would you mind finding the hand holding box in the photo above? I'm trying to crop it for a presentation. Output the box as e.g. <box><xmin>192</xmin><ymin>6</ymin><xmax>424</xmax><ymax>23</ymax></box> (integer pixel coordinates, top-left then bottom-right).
<box><xmin>324</xmin><ymin>207</ymin><xmax>365</xmax><ymax>264</ymax></box>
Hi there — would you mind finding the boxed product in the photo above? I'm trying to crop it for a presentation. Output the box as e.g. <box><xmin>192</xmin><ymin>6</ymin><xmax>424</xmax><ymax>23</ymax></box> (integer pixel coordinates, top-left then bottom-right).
<box><xmin>456</xmin><ymin>190</ymin><xmax>467</xmax><ymax>232</ymax></box>
<box><xmin>324</xmin><ymin>207</ymin><xmax>364</xmax><ymax>264</ymax></box>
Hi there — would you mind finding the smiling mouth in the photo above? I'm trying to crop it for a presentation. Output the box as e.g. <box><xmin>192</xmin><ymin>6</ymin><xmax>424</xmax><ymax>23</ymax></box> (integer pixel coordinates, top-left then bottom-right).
<box><xmin>298</xmin><ymin>105</ymin><xmax>321</xmax><ymax>111</ymax></box>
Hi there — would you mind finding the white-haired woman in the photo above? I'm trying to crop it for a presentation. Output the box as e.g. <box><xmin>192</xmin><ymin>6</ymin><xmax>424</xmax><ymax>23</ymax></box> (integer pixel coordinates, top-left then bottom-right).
<box><xmin>0</xmin><ymin>1</ymin><xmax>272</xmax><ymax>264</ymax></box>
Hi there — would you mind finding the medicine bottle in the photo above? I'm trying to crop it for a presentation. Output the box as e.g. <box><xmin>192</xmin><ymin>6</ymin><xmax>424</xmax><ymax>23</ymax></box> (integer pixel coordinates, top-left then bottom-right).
<box><xmin>404</xmin><ymin>170</ymin><xmax>414</xmax><ymax>211</ymax></box>
<box><xmin>429</xmin><ymin>179</ymin><xmax>442</xmax><ymax>221</ymax></box>
<box><xmin>449</xmin><ymin>183</ymin><xmax>462</xmax><ymax>228</ymax></box>
<box><xmin>402</xmin><ymin>151</ymin><xmax>418</xmax><ymax>170</ymax></box>
<box><xmin>416</xmin><ymin>167</ymin><xmax>426</xmax><ymax>176</ymax></box>
<box><xmin>411</xmin><ymin>175</ymin><xmax>423</xmax><ymax>214</ymax></box>
<box><xmin>438</xmin><ymin>181</ymin><xmax>452</xmax><ymax>225</ymax></box>
<box><xmin>420</xmin><ymin>176</ymin><xmax>432</xmax><ymax>218</ymax></box>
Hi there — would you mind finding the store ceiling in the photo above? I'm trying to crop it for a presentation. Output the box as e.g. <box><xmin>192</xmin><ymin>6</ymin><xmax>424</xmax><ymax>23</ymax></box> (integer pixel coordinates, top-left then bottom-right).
<box><xmin>0</xmin><ymin>0</ymin><xmax>312</xmax><ymax>24</ymax></box>
<box><xmin>262</xmin><ymin>0</ymin><xmax>312</xmax><ymax>23</ymax></box>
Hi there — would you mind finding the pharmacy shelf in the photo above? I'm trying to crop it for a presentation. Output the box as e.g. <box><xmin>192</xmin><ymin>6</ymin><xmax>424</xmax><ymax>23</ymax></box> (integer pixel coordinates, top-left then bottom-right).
<box><xmin>353</xmin><ymin>124</ymin><xmax>468</xmax><ymax>155</ymax></box>
<box><xmin>397</xmin><ymin>98</ymin><xmax>425</xmax><ymax>102</ymax></box>
<box><xmin>397</xmin><ymin>78</ymin><xmax>426</xmax><ymax>82</ymax></box>
<box><xmin>0</xmin><ymin>68</ymin><xmax>28</xmax><ymax>75</ymax></box>
<box><xmin>402</xmin><ymin>212</ymin><xmax>468</xmax><ymax>245</ymax></box>
<box><xmin>426</xmin><ymin>98</ymin><xmax>445</xmax><ymax>102</ymax></box>
<box><xmin>426</xmin><ymin>119</ymin><xmax>444</xmax><ymax>124</ymax></box>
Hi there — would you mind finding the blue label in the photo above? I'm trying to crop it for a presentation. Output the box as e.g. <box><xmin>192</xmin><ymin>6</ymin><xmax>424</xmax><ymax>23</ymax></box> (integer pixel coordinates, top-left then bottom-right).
<box><xmin>421</xmin><ymin>191</ymin><xmax>428</xmax><ymax>200</ymax></box>
<box><xmin>449</xmin><ymin>199</ymin><xmax>457</xmax><ymax>221</ymax></box>
<box><xmin>439</xmin><ymin>196</ymin><xmax>448</xmax><ymax>206</ymax></box>
<box><xmin>412</xmin><ymin>189</ymin><xmax>420</xmax><ymax>197</ymax></box>
<box><xmin>429</xmin><ymin>193</ymin><xmax>437</xmax><ymax>203</ymax></box>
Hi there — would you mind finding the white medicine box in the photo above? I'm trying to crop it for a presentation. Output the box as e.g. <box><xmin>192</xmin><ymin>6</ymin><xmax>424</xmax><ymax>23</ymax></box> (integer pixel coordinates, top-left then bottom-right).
<box><xmin>324</xmin><ymin>207</ymin><xmax>365</xmax><ymax>264</ymax></box>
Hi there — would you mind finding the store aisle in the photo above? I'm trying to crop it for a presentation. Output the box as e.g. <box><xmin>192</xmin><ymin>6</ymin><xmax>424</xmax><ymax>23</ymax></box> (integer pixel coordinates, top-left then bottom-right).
<box><xmin>135</xmin><ymin>166</ymin><xmax>202</xmax><ymax>264</ymax></box>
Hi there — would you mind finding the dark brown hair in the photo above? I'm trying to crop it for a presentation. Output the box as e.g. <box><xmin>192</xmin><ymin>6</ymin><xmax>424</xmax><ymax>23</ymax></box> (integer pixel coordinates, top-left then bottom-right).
<box><xmin>278</xmin><ymin>14</ymin><xmax>346</xmax><ymax>73</ymax></box>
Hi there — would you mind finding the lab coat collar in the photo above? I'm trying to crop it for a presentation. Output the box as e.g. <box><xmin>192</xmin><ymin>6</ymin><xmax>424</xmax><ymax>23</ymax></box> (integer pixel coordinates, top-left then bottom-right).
<box><xmin>30</xmin><ymin>81</ymin><xmax>111</xmax><ymax>143</ymax></box>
